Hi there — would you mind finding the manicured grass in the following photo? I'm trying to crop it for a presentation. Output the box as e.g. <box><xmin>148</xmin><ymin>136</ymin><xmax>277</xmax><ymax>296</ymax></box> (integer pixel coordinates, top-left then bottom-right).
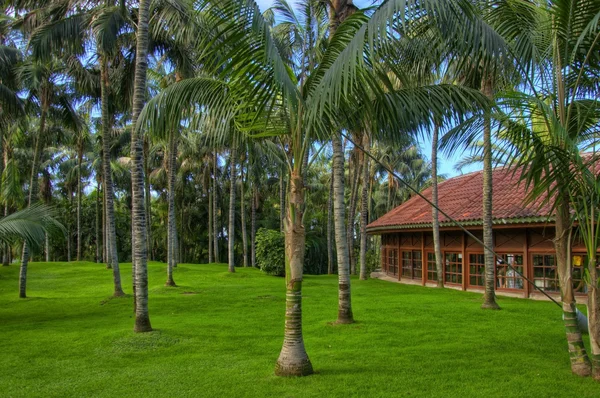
<box><xmin>0</xmin><ymin>261</ymin><xmax>597</xmax><ymax>397</ymax></box>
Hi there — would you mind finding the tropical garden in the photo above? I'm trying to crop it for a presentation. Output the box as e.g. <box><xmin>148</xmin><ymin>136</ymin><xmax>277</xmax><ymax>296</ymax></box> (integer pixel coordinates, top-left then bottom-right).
<box><xmin>0</xmin><ymin>0</ymin><xmax>600</xmax><ymax>394</ymax></box>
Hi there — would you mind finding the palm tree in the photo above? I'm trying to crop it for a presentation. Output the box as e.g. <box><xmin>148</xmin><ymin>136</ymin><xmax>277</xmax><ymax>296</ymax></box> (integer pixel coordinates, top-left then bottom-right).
<box><xmin>16</xmin><ymin>57</ymin><xmax>82</xmax><ymax>297</ymax></box>
<box><xmin>138</xmin><ymin>0</ymin><xmax>495</xmax><ymax>376</ymax></box>
<box><xmin>130</xmin><ymin>0</ymin><xmax>152</xmax><ymax>332</ymax></box>
<box><xmin>455</xmin><ymin>0</ymin><xmax>600</xmax><ymax>376</ymax></box>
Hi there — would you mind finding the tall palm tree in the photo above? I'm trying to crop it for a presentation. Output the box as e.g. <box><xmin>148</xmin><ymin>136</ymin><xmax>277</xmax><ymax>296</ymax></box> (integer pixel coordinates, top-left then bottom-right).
<box><xmin>130</xmin><ymin>0</ymin><xmax>152</xmax><ymax>332</ymax></box>
<box><xmin>139</xmin><ymin>0</ymin><xmax>495</xmax><ymax>376</ymax></box>
<box><xmin>329</xmin><ymin>0</ymin><xmax>356</xmax><ymax>324</ymax></box>
<box><xmin>16</xmin><ymin>57</ymin><xmax>82</xmax><ymax>297</ymax></box>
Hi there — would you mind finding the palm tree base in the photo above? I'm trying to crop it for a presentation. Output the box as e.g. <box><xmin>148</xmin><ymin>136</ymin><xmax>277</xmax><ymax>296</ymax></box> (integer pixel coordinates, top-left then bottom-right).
<box><xmin>165</xmin><ymin>280</ymin><xmax>177</xmax><ymax>287</ymax></box>
<box><xmin>275</xmin><ymin>358</ymin><xmax>313</xmax><ymax>377</ymax></box>
<box><xmin>113</xmin><ymin>290</ymin><xmax>126</xmax><ymax>298</ymax></box>
<box><xmin>335</xmin><ymin>315</ymin><xmax>355</xmax><ymax>324</ymax></box>
<box><xmin>571</xmin><ymin>361</ymin><xmax>592</xmax><ymax>377</ymax></box>
<box><xmin>106</xmin><ymin>265</ymin><xmax>112</xmax><ymax>269</ymax></box>
<box><xmin>481</xmin><ymin>301</ymin><xmax>501</xmax><ymax>310</ymax></box>
<box><xmin>134</xmin><ymin>317</ymin><xmax>152</xmax><ymax>333</ymax></box>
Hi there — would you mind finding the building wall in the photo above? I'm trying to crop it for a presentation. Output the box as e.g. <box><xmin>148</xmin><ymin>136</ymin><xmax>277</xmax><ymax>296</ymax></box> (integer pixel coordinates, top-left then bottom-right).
<box><xmin>380</xmin><ymin>226</ymin><xmax>594</xmax><ymax>299</ymax></box>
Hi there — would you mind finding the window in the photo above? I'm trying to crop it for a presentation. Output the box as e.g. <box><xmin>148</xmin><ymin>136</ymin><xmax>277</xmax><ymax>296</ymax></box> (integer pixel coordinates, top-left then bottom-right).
<box><xmin>386</xmin><ymin>249</ymin><xmax>399</xmax><ymax>276</ymax></box>
<box><xmin>402</xmin><ymin>250</ymin><xmax>423</xmax><ymax>280</ymax></box>
<box><xmin>426</xmin><ymin>252</ymin><xmax>438</xmax><ymax>282</ymax></box>
<box><xmin>469</xmin><ymin>253</ymin><xmax>485</xmax><ymax>287</ymax></box>
<box><xmin>496</xmin><ymin>254</ymin><xmax>524</xmax><ymax>290</ymax></box>
<box><xmin>445</xmin><ymin>252</ymin><xmax>462</xmax><ymax>284</ymax></box>
<box><xmin>533</xmin><ymin>254</ymin><xmax>558</xmax><ymax>292</ymax></box>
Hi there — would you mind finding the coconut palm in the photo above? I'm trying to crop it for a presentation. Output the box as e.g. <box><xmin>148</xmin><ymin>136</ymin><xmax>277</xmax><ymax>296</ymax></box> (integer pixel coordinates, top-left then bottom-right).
<box><xmin>137</xmin><ymin>0</ymin><xmax>497</xmax><ymax>376</ymax></box>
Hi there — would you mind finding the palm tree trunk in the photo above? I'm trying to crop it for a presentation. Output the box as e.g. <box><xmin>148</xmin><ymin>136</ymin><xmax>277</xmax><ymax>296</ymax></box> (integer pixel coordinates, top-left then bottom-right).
<box><xmin>327</xmin><ymin>173</ymin><xmax>334</xmax><ymax>275</ymax></box>
<box><xmin>213</xmin><ymin>152</ymin><xmax>219</xmax><ymax>263</ymax></box>
<box><xmin>559</xmin><ymin>200</ymin><xmax>592</xmax><ymax>375</ymax></box>
<box><xmin>3</xmin><ymin>207</ymin><xmax>9</xmax><ymax>265</ymax></box>
<box><xmin>481</xmin><ymin>76</ymin><xmax>500</xmax><ymax>310</ymax></box>
<box><xmin>431</xmin><ymin>124</ymin><xmax>444</xmax><ymax>288</ymax></box>
<box><xmin>555</xmin><ymin>196</ymin><xmax>591</xmax><ymax>376</ymax></box>
<box><xmin>387</xmin><ymin>174</ymin><xmax>392</xmax><ymax>212</ymax></box>
<box><xmin>166</xmin><ymin>130</ymin><xmax>177</xmax><ymax>287</ymax></box>
<box><xmin>131</xmin><ymin>0</ymin><xmax>152</xmax><ymax>332</ymax></box>
<box><xmin>275</xmin><ymin>170</ymin><xmax>313</xmax><ymax>376</ymax></box>
<box><xmin>228</xmin><ymin>144</ymin><xmax>237</xmax><ymax>273</ymax></box>
<box><xmin>68</xmin><ymin>187</ymin><xmax>73</xmax><ymax>262</ymax></box>
<box><xmin>251</xmin><ymin>182</ymin><xmax>257</xmax><ymax>268</ymax></box>
<box><xmin>332</xmin><ymin>134</ymin><xmax>354</xmax><ymax>324</ymax></box>
<box><xmin>348</xmin><ymin>150</ymin><xmax>362</xmax><ymax>275</ymax></box>
<box><xmin>280</xmin><ymin>165</ymin><xmax>285</xmax><ymax>232</ymax></box>
<box><xmin>96</xmin><ymin>179</ymin><xmax>101</xmax><ymax>263</ymax></box>
<box><xmin>208</xmin><ymin>177</ymin><xmax>213</xmax><ymax>263</ymax></box>
<box><xmin>240</xmin><ymin>163</ymin><xmax>248</xmax><ymax>267</ymax></box>
<box><xmin>104</xmin><ymin>186</ymin><xmax>110</xmax><ymax>268</ymax></box>
<box><xmin>76</xmin><ymin>145</ymin><xmax>83</xmax><ymax>261</ymax></box>
<box><xmin>359</xmin><ymin>132</ymin><xmax>370</xmax><ymax>280</ymax></box>
<box><xmin>19</xmin><ymin>102</ymin><xmax>46</xmax><ymax>298</ymax></box>
<box><xmin>45</xmin><ymin>233</ymin><xmax>49</xmax><ymax>262</ymax></box>
<box><xmin>100</xmin><ymin>57</ymin><xmax>124</xmax><ymax>296</ymax></box>
<box><xmin>144</xmin><ymin>140</ymin><xmax>153</xmax><ymax>261</ymax></box>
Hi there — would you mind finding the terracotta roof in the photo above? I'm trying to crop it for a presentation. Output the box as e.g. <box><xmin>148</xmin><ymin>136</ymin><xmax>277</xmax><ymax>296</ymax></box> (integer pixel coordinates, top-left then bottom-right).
<box><xmin>367</xmin><ymin>167</ymin><xmax>553</xmax><ymax>233</ymax></box>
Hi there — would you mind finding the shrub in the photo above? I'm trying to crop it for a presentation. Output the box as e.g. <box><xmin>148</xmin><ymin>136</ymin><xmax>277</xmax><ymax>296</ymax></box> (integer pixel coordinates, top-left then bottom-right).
<box><xmin>255</xmin><ymin>228</ymin><xmax>332</xmax><ymax>276</ymax></box>
<box><xmin>255</xmin><ymin>228</ymin><xmax>285</xmax><ymax>276</ymax></box>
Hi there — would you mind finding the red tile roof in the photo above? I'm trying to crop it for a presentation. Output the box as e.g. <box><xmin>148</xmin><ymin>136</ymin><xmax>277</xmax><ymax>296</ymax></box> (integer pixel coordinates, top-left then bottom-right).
<box><xmin>367</xmin><ymin>167</ymin><xmax>553</xmax><ymax>233</ymax></box>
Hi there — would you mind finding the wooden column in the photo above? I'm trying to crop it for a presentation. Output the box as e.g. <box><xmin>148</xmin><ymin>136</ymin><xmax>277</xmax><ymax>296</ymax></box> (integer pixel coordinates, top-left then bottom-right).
<box><xmin>397</xmin><ymin>234</ymin><xmax>401</xmax><ymax>281</ymax></box>
<box><xmin>523</xmin><ymin>228</ymin><xmax>530</xmax><ymax>298</ymax></box>
<box><xmin>421</xmin><ymin>231</ymin><xmax>426</xmax><ymax>286</ymax></box>
<box><xmin>462</xmin><ymin>231</ymin><xmax>467</xmax><ymax>291</ymax></box>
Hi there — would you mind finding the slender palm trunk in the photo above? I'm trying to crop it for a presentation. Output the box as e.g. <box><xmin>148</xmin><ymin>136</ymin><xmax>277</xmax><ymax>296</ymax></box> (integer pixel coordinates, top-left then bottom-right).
<box><xmin>76</xmin><ymin>146</ymin><xmax>83</xmax><ymax>261</ymax></box>
<box><xmin>332</xmin><ymin>134</ymin><xmax>353</xmax><ymax>324</ymax></box>
<box><xmin>586</xmin><ymin>224</ymin><xmax>600</xmax><ymax>380</ymax></box>
<box><xmin>208</xmin><ymin>178</ymin><xmax>214</xmax><ymax>263</ymax></box>
<box><xmin>280</xmin><ymin>165</ymin><xmax>285</xmax><ymax>232</ymax></box>
<box><xmin>240</xmin><ymin>164</ymin><xmax>248</xmax><ymax>267</ymax></box>
<box><xmin>327</xmin><ymin>173</ymin><xmax>334</xmax><ymax>275</ymax></box>
<box><xmin>481</xmin><ymin>76</ymin><xmax>499</xmax><ymax>310</ymax></box>
<box><xmin>348</xmin><ymin>150</ymin><xmax>362</xmax><ymax>275</ymax></box>
<box><xmin>100</xmin><ymin>57</ymin><xmax>124</xmax><ymax>296</ymax></box>
<box><xmin>387</xmin><ymin>175</ymin><xmax>393</xmax><ymax>212</ymax></box>
<box><xmin>3</xmin><ymin>207</ymin><xmax>9</xmax><ymax>266</ymax></box>
<box><xmin>166</xmin><ymin>131</ymin><xmax>177</xmax><ymax>287</ymax></box>
<box><xmin>556</xmin><ymin>196</ymin><xmax>591</xmax><ymax>376</ymax></box>
<box><xmin>96</xmin><ymin>179</ymin><xmax>102</xmax><ymax>263</ymax></box>
<box><xmin>144</xmin><ymin>140</ymin><xmax>152</xmax><ymax>261</ymax></box>
<box><xmin>251</xmin><ymin>182</ymin><xmax>257</xmax><ymax>268</ymax></box>
<box><xmin>131</xmin><ymin>0</ymin><xmax>152</xmax><ymax>332</ymax></box>
<box><xmin>19</xmin><ymin>102</ymin><xmax>46</xmax><ymax>298</ymax></box>
<box><xmin>431</xmin><ymin>124</ymin><xmax>444</xmax><ymax>288</ymax></box>
<box><xmin>68</xmin><ymin>187</ymin><xmax>73</xmax><ymax>262</ymax></box>
<box><xmin>2</xmin><ymin>144</ymin><xmax>8</xmax><ymax>267</ymax></box>
<box><xmin>213</xmin><ymin>152</ymin><xmax>220</xmax><ymax>263</ymax></box>
<box><xmin>359</xmin><ymin>132</ymin><xmax>370</xmax><ymax>280</ymax></box>
<box><xmin>228</xmin><ymin>145</ymin><xmax>237</xmax><ymax>273</ymax></box>
<box><xmin>104</xmin><ymin>187</ymin><xmax>110</xmax><ymax>268</ymax></box>
<box><xmin>275</xmin><ymin>170</ymin><xmax>313</xmax><ymax>376</ymax></box>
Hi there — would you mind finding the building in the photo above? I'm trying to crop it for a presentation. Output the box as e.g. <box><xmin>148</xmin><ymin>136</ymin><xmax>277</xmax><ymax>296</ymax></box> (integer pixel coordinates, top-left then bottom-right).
<box><xmin>366</xmin><ymin>167</ymin><xmax>593</xmax><ymax>299</ymax></box>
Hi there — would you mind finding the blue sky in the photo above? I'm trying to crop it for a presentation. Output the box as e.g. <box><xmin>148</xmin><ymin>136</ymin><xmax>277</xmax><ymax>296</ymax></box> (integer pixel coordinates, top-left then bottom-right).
<box><xmin>255</xmin><ymin>0</ymin><xmax>481</xmax><ymax>178</ymax></box>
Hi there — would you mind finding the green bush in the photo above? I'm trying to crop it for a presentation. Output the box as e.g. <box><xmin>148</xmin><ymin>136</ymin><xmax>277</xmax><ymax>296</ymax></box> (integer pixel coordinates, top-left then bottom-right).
<box><xmin>255</xmin><ymin>228</ymin><xmax>285</xmax><ymax>276</ymax></box>
<box><xmin>255</xmin><ymin>228</ymin><xmax>331</xmax><ymax>276</ymax></box>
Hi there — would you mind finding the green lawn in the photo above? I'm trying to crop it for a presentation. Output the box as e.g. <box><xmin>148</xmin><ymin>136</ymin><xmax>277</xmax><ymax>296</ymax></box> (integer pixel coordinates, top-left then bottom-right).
<box><xmin>0</xmin><ymin>261</ymin><xmax>597</xmax><ymax>397</ymax></box>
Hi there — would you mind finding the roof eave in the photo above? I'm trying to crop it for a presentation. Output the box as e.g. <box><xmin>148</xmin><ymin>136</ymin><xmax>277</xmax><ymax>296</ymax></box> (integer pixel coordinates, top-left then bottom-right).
<box><xmin>366</xmin><ymin>216</ymin><xmax>554</xmax><ymax>234</ymax></box>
